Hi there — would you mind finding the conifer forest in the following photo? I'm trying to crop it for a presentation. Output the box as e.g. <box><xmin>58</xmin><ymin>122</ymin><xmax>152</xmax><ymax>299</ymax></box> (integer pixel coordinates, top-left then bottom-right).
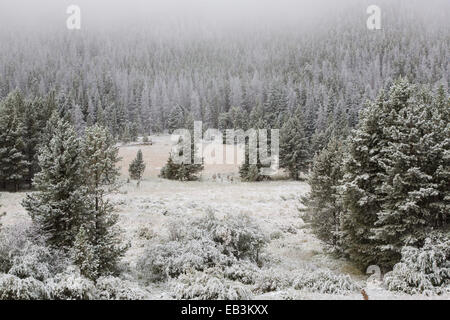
<box><xmin>0</xmin><ymin>0</ymin><xmax>448</xmax><ymax>302</ymax></box>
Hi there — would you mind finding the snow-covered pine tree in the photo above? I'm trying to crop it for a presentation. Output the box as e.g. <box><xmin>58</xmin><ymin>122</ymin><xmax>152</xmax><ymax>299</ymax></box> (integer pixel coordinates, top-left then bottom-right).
<box><xmin>22</xmin><ymin>117</ymin><xmax>91</xmax><ymax>248</ymax></box>
<box><xmin>160</xmin><ymin>136</ymin><xmax>203</xmax><ymax>181</ymax></box>
<box><xmin>167</xmin><ymin>105</ymin><xmax>185</xmax><ymax>134</ymax></box>
<box><xmin>302</xmin><ymin>136</ymin><xmax>344</xmax><ymax>250</ymax></box>
<box><xmin>70</xmin><ymin>104</ymin><xmax>86</xmax><ymax>136</ymax></box>
<box><xmin>0</xmin><ymin>91</ymin><xmax>30</xmax><ymax>191</ymax></box>
<box><xmin>0</xmin><ymin>196</ymin><xmax>4</xmax><ymax>229</ymax></box>
<box><xmin>129</xmin><ymin>149</ymin><xmax>146</xmax><ymax>181</ymax></box>
<box><xmin>73</xmin><ymin>226</ymin><xmax>100</xmax><ymax>280</ymax></box>
<box><xmin>239</xmin><ymin>135</ymin><xmax>267</xmax><ymax>182</ymax></box>
<box><xmin>279</xmin><ymin>106</ymin><xmax>310</xmax><ymax>180</ymax></box>
<box><xmin>429</xmin><ymin>85</ymin><xmax>450</xmax><ymax>228</ymax></box>
<box><xmin>121</xmin><ymin>123</ymin><xmax>132</xmax><ymax>144</ymax></box>
<box><xmin>264</xmin><ymin>85</ymin><xmax>288</xmax><ymax>129</ymax></box>
<box><xmin>129</xmin><ymin>122</ymin><xmax>139</xmax><ymax>142</ymax></box>
<box><xmin>341</xmin><ymin>90</ymin><xmax>389</xmax><ymax>270</ymax></box>
<box><xmin>78</xmin><ymin>125</ymin><xmax>126</xmax><ymax>279</ymax></box>
<box><xmin>372</xmin><ymin>82</ymin><xmax>450</xmax><ymax>265</ymax></box>
<box><xmin>229</xmin><ymin>106</ymin><xmax>248</xmax><ymax>130</ymax></box>
<box><xmin>20</xmin><ymin>98</ymin><xmax>43</xmax><ymax>185</ymax></box>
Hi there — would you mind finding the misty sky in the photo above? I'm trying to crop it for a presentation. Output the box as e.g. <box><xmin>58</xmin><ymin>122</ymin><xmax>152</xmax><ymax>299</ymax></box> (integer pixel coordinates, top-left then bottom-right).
<box><xmin>0</xmin><ymin>0</ymin><xmax>448</xmax><ymax>33</ymax></box>
<box><xmin>0</xmin><ymin>0</ymin><xmax>376</xmax><ymax>30</ymax></box>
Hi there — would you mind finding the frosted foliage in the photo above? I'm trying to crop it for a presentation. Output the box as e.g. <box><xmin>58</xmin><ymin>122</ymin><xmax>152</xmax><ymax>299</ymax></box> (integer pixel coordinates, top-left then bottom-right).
<box><xmin>292</xmin><ymin>269</ymin><xmax>359</xmax><ymax>294</ymax></box>
<box><xmin>384</xmin><ymin>234</ymin><xmax>450</xmax><ymax>295</ymax></box>
<box><xmin>137</xmin><ymin>212</ymin><xmax>268</xmax><ymax>283</ymax></box>
<box><xmin>0</xmin><ymin>274</ymin><xmax>48</xmax><ymax>300</ymax></box>
<box><xmin>253</xmin><ymin>269</ymin><xmax>291</xmax><ymax>293</ymax></box>
<box><xmin>8</xmin><ymin>243</ymin><xmax>53</xmax><ymax>281</ymax></box>
<box><xmin>223</xmin><ymin>260</ymin><xmax>259</xmax><ymax>285</ymax></box>
<box><xmin>170</xmin><ymin>271</ymin><xmax>252</xmax><ymax>300</ymax></box>
<box><xmin>45</xmin><ymin>268</ymin><xmax>97</xmax><ymax>300</ymax></box>
<box><xmin>95</xmin><ymin>276</ymin><xmax>148</xmax><ymax>300</ymax></box>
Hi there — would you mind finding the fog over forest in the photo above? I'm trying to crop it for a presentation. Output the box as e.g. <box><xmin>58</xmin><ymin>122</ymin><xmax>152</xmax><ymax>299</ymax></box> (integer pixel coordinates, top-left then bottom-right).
<box><xmin>0</xmin><ymin>0</ymin><xmax>448</xmax><ymax>302</ymax></box>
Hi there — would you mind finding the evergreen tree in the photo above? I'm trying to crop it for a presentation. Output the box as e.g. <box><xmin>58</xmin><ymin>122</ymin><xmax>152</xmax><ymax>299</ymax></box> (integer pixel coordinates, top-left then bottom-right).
<box><xmin>160</xmin><ymin>136</ymin><xmax>203</xmax><ymax>181</ymax></box>
<box><xmin>372</xmin><ymin>83</ymin><xmax>450</xmax><ymax>263</ymax></box>
<box><xmin>0</xmin><ymin>91</ymin><xmax>30</xmax><ymax>191</ymax></box>
<box><xmin>71</xmin><ymin>104</ymin><xmax>86</xmax><ymax>136</ymax></box>
<box><xmin>121</xmin><ymin>123</ymin><xmax>132</xmax><ymax>144</ymax></box>
<box><xmin>129</xmin><ymin>149</ymin><xmax>146</xmax><ymax>181</ymax></box>
<box><xmin>22</xmin><ymin>118</ymin><xmax>91</xmax><ymax>248</ymax></box>
<box><xmin>78</xmin><ymin>125</ymin><xmax>126</xmax><ymax>279</ymax></box>
<box><xmin>167</xmin><ymin>105</ymin><xmax>185</xmax><ymax>133</ymax></box>
<box><xmin>342</xmin><ymin>79</ymin><xmax>449</xmax><ymax>270</ymax></box>
<box><xmin>264</xmin><ymin>85</ymin><xmax>288</xmax><ymax>128</ymax></box>
<box><xmin>279</xmin><ymin>107</ymin><xmax>310</xmax><ymax>180</ymax></box>
<box><xmin>302</xmin><ymin>137</ymin><xmax>344</xmax><ymax>250</ymax></box>
<box><xmin>129</xmin><ymin>122</ymin><xmax>139</xmax><ymax>142</ymax></box>
<box><xmin>239</xmin><ymin>133</ymin><xmax>267</xmax><ymax>182</ymax></box>
<box><xmin>73</xmin><ymin>226</ymin><xmax>99</xmax><ymax>280</ymax></box>
<box><xmin>341</xmin><ymin>91</ymin><xmax>389</xmax><ymax>269</ymax></box>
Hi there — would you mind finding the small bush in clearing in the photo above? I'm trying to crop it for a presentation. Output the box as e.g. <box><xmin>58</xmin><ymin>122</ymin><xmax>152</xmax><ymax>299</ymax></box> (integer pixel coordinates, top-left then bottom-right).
<box><xmin>137</xmin><ymin>212</ymin><xmax>268</xmax><ymax>283</ymax></box>
<box><xmin>253</xmin><ymin>268</ymin><xmax>291</xmax><ymax>293</ymax></box>
<box><xmin>170</xmin><ymin>270</ymin><xmax>252</xmax><ymax>300</ymax></box>
<box><xmin>292</xmin><ymin>269</ymin><xmax>359</xmax><ymax>294</ymax></box>
<box><xmin>95</xmin><ymin>276</ymin><xmax>148</xmax><ymax>300</ymax></box>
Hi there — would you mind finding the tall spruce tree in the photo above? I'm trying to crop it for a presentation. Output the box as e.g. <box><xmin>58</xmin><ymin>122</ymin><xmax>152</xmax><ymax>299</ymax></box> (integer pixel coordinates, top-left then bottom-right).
<box><xmin>302</xmin><ymin>137</ymin><xmax>345</xmax><ymax>250</ymax></box>
<box><xmin>341</xmin><ymin>91</ymin><xmax>389</xmax><ymax>269</ymax></box>
<box><xmin>264</xmin><ymin>85</ymin><xmax>288</xmax><ymax>128</ymax></box>
<box><xmin>167</xmin><ymin>105</ymin><xmax>185</xmax><ymax>134</ymax></box>
<box><xmin>0</xmin><ymin>91</ymin><xmax>30</xmax><ymax>191</ymax></box>
<box><xmin>22</xmin><ymin>118</ymin><xmax>91</xmax><ymax>248</ymax></box>
<box><xmin>77</xmin><ymin>125</ymin><xmax>126</xmax><ymax>279</ymax></box>
<box><xmin>372</xmin><ymin>83</ymin><xmax>450</xmax><ymax>264</ymax></box>
<box><xmin>279</xmin><ymin>107</ymin><xmax>310</xmax><ymax>179</ymax></box>
<box><xmin>342</xmin><ymin>79</ymin><xmax>449</xmax><ymax>270</ymax></box>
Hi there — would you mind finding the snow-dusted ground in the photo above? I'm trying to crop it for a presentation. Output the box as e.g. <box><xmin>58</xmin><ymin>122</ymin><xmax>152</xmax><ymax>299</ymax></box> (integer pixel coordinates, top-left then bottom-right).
<box><xmin>1</xmin><ymin>136</ymin><xmax>448</xmax><ymax>300</ymax></box>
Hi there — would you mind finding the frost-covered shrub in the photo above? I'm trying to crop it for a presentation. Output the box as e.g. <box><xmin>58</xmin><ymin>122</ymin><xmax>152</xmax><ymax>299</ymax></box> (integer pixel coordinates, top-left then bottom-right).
<box><xmin>170</xmin><ymin>270</ymin><xmax>252</xmax><ymax>300</ymax></box>
<box><xmin>0</xmin><ymin>225</ymin><xmax>68</xmax><ymax>280</ymax></box>
<box><xmin>253</xmin><ymin>269</ymin><xmax>291</xmax><ymax>293</ymax></box>
<box><xmin>0</xmin><ymin>225</ymin><xmax>29</xmax><ymax>273</ymax></box>
<box><xmin>223</xmin><ymin>260</ymin><xmax>259</xmax><ymax>285</ymax></box>
<box><xmin>8</xmin><ymin>242</ymin><xmax>54</xmax><ymax>281</ymax></box>
<box><xmin>206</xmin><ymin>213</ymin><xmax>268</xmax><ymax>262</ymax></box>
<box><xmin>45</xmin><ymin>268</ymin><xmax>96</xmax><ymax>300</ymax></box>
<box><xmin>137</xmin><ymin>212</ymin><xmax>268</xmax><ymax>283</ymax></box>
<box><xmin>0</xmin><ymin>274</ymin><xmax>48</xmax><ymax>300</ymax></box>
<box><xmin>137</xmin><ymin>238</ymin><xmax>233</xmax><ymax>282</ymax></box>
<box><xmin>95</xmin><ymin>276</ymin><xmax>148</xmax><ymax>300</ymax></box>
<box><xmin>292</xmin><ymin>269</ymin><xmax>359</xmax><ymax>294</ymax></box>
<box><xmin>384</xmin><ymin>234</ymin><xmax>450</xmax><ymax>295</ymax></box>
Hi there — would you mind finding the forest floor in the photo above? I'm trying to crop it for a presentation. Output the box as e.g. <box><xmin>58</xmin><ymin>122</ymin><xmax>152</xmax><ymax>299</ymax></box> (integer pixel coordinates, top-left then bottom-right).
<box><xmin>1</xmin><ymin>135</ymin><xmax>448</xmax><ymax>300</ymax></box>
